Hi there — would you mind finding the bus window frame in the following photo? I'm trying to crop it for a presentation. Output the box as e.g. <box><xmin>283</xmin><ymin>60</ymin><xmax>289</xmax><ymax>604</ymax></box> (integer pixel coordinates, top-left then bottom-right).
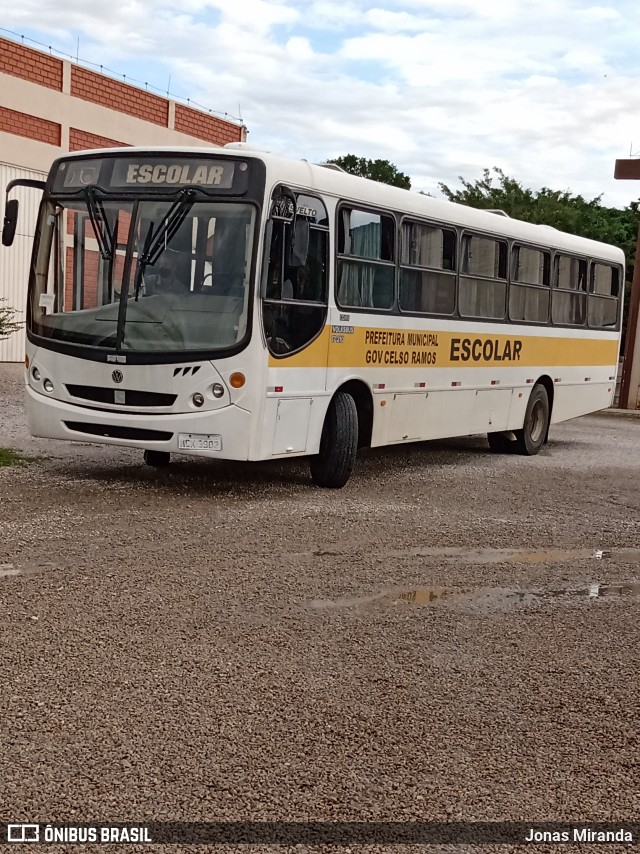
<box><xmin>397</xmin><ymin>215</ymin><xmax>458</xmax><ymax>319</ymax></box>
<box><xmin>507</xmin><ymin>241</ymin><xmax>551</xmax><ymax>326</ymax></box>
<box><xmin>551</xmin><ymin>251</ymin><xmax>589</xmax><ymax>328</ymax></box>
<box><xmin>334</xmin><ymin>202</ymin><xmax>398</xmax><ymax>314</ymax></box>
<box><xmin>457</xmin><ymin>229</ymin><xmax>509</xmax><ymax>322</ymax></box>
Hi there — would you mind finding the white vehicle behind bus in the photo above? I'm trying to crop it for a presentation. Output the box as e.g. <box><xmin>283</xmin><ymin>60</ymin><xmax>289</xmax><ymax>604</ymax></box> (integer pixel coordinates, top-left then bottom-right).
<box><xmin>2</xmin><ymin>144</ymin><xmax>624</xmax><ymax>486</ymax></box>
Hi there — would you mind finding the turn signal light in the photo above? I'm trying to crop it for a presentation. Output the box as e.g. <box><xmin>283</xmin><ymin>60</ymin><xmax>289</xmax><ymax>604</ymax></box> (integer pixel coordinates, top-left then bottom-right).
<box><xmin>229</xmin><ymin>372</ymin><xmax>245</xmax><ymax>389</ymax></box>
<box><xmin>25</xmin><ymin>355</ymin><xmax>29</xmax><ymax>369</ymax></box>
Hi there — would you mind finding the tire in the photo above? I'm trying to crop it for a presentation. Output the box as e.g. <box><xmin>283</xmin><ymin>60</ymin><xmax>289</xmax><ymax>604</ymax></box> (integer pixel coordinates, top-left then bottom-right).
<box><xmin>514</xmin><ymin>384</ymin><xmax>550</xmax><ymax>456</ymax></box>
<box><xmin>487</xmin><ymin>431</ymin><xmax>515</xmax><ymax>454</ymax></box>
<box><xmin>310</xmin><ymin>391</ymin><xmax>358</xmax><ymax>488</ymax></box>
<box><xmin>144</xmin><ymin>450</ymin><xmax>171</xmax><ymax>467</ymax></box>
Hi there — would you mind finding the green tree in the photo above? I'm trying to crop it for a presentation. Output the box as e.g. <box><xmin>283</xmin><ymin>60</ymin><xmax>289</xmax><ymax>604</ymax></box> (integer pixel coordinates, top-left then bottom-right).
<box><xmin>0</xmin><ymin>299</ymin><xmax>21</xmax><ymax>340</ymax></box>
<box><xmin>326</xmin><ymin>155</ymin><xmax>411</xmax><ymax>189</ymax></box>
<box><xmin>439</xmin><ymin>167</ymin><xmax>639</xmax><ymax>267</ymax></box>
<box><xmin>440</xmin><ymin>166</ymin><xmax>640</xmax><ymax>337</ymax></box>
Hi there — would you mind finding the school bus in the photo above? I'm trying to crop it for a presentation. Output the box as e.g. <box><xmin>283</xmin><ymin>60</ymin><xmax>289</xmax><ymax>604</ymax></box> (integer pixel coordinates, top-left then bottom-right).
<box><xmin>2</xmin><ymin>144</ymin><xmax>623</xmax><ymax>486</ymax></box>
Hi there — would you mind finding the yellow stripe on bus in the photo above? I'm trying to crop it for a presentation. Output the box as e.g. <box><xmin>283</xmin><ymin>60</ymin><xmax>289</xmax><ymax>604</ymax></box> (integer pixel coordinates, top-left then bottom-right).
<box><xmin>268</xmin><ymin>326</ymin><xmax>619</xmax><ymax>370</ymax></box>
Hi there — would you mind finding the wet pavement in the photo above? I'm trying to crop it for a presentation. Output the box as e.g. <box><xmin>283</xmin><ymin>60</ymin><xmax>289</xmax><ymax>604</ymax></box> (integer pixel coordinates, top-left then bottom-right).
<box><xmin>0</xmin><ymin>362</ymin><xmax>639</xmax><ymax>852</ymax></box>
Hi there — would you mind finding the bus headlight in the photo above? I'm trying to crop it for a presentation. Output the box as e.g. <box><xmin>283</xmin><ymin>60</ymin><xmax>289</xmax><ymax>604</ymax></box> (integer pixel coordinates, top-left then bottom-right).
<box><xmin>32</xmin><ymin>367</ymin><xmax>41</xmax><ymax>381</ymax></box>
<box><xmin>43</xmin><ymin>379</ymin><xmax>54</xmax><ymax>393</ymax></box>
<box><xmin>211</xmin><ymin>383</ymin><xmax>224</xmax><ymax>399</ymax></box>
<box><xmin>192</xmin><ymin>392</ymin><xmax>205</xmax><ymax>407</ymax></box>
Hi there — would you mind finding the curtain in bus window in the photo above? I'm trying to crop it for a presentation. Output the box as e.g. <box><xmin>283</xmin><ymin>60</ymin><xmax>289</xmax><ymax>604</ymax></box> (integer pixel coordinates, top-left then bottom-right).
<box><xmin>459</xmin><ymin>278</ymin><xmax>506</xmax><ymax>318</ymax></box>
<box><xmin>459</xmin><ymin>235</ymin><xmax>506</xmax><ymax>319</ymax></box>
<box><xmin>337</xmin><ymin>209</ymin><xmax>395</xmax><ymax>308</ymax></box>
<box><xmin>588</xmin><ymin>264</ymin><xmax>618</xmax><ymax>327</ymax></box>
<box><xmin>588</xmin><ymin>296</ymin><xmax>617</xmax><ymax>327</ymax></box>
<box><xmin>338</xmin><ymin>260</ymin><xmax>393</xmax><ymax>309</ymax></box>
<box><xmin>552</xmin><ymin>291</ymin><xmax>586</xmax><ymax>325</ymax></box>
<box><xmin>400</xmin><ymin>269</ymin><xmax>455</xmax><ymax>314</ymax></box>
<box><xmin>509</xmin><ymin>284</ymin><xmax>549</xmax><ymax>323</ymax></box>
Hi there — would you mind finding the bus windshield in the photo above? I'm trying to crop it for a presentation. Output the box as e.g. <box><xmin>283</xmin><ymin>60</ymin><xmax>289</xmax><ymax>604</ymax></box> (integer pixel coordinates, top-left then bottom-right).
<box><xmin>29</xmin><ymin>196</ymin><xmax>255</xmax><ymax>354</ymax></box>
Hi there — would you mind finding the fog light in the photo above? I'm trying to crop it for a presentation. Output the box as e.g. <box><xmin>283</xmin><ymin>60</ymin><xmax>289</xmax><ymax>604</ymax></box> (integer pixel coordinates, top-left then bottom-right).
<box><xmin>229</xmin><ymin>372</ymin><xmax>245</xmax><ymax>389</ymax></box>
<box><xmin>32</xmin><ymin>367</ymin><xmax>41</xmax><ymax>381</ymax></box>
<box><xmin>211</xmin><ymin>383</ymin><xmax>224</xmax><ymax>399</ymax></box>
<box><xmin>43</xmin><ymin>379</ymin><xmax>54</xmax><ymax>393</ymax></box>
<box><xmin>192</xmin><ymin>392</ymin><xmax>205</xmax><ymax>407</ymax></box>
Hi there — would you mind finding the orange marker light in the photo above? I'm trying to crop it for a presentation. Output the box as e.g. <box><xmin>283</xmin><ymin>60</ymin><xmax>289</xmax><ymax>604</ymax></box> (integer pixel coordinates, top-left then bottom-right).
<box><xmin>25</xmin><ymin>355</ymin><xmax>29</xmax><ymax>369</ymax></box>
<box><xmin>229</xmin><ymin>372</ymin><xmax>246</xmax><ymax>389</ymax></box>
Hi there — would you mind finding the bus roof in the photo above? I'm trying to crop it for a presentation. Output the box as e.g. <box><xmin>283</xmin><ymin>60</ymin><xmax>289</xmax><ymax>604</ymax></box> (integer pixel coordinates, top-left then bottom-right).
<box><xmin>53</xmin><ymin>144</ymin><xmax>626</xmax><ymax>265</ymax></box>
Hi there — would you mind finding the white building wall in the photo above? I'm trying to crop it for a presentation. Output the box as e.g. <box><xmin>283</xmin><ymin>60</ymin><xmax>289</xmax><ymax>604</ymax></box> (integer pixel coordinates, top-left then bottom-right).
<box><xmin>0</xmin><ymin>163</ymin><xmax>47</xmax><ymax>362</ymax></box>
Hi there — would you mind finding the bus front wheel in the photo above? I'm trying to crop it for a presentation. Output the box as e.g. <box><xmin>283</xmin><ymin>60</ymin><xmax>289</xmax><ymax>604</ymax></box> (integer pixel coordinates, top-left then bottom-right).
<box><xmin>310</xmin><ymin>391</ymin><xmax>358</xmax><ymax>488</ymax></box>
<box><xmin>514</xmin><ymin>384</ymin><xmax>550</xmax><ymax>456</ymax></box>
<box><xmin>144</xmin><ymin>450</ymin><xmax>171</xmax><ymax>467</ymax></box>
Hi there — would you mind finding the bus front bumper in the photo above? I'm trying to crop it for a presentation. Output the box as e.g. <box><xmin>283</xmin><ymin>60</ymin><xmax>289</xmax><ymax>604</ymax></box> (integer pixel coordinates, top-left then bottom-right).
<box><xmin>26</xmin><ymin>385</ymin><xmax>253</xmax><ymax>461</ymax></box>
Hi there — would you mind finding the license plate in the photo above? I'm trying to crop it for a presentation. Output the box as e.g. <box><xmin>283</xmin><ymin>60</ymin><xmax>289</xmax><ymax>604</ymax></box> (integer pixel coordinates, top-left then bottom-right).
<box><xmin>178</xmin><ymin>433</ymin><xmax>222</xmax><ymax>451</ymax></box>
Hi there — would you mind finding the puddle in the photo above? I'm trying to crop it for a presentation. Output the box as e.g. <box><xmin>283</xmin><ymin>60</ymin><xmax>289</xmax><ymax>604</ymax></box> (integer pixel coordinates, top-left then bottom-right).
<box><xmin>394</xmin><ymin>581</ymin><xmax>640</xmax><ymax>608</ymax></box>
<box><xmin>302</xmin><ymin>546</ymin><xmax>640</xmax><ymax>565</ymax></box>
<box><xmin>0</xmin><ymin>564</ymin><xmax>20</xmax><ymax>578</ymax></box>
<box><xmin>0</xmin><ymin>561</ymin><xmax>57</xmax><ymax>579</ymax></box>
<box><xmin>311</xmin><ymin>581</ymin><xmax>640</xmax><ymax>612</ymax></box>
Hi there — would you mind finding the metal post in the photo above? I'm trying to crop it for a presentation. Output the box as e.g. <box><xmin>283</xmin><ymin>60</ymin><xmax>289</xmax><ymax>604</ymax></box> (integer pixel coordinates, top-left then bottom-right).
<box><xmin>613</xmin><ymin>158</ymin><xmax>640</xmax><ymax>408</ymax></box>
<box><xmin>618</xmin><ymin>223</ymin><xmax>640</xmax><ymax>408</ymax></box>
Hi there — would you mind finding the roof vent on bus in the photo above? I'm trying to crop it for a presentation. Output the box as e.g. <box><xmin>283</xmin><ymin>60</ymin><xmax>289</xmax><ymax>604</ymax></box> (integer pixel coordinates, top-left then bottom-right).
<box><xmin>486</xmin><ymin>209</ymin><xmax>510</xmax><ymax>217</ymax></box>
<box><xmin>224</xmin><ymin>142</ymin><xmax>270</xmax><ymax>153</ymax></box>
<box><xmin>318</xmin><ymin>162</ymin><xmax>348</xmax><ymax>172</ymax></box>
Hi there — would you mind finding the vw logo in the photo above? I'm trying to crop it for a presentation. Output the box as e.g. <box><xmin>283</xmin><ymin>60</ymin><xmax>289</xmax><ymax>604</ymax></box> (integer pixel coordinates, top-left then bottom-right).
<box><xmin>111</xmin><ymin>370</ymin><xmax>124</xmax><ymax>384</ymax></box>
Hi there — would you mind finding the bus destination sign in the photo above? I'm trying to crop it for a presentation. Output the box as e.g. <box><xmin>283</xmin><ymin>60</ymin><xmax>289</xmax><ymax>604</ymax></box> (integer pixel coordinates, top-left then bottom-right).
<box><xmin>55</xmin><ymin>157</ymin><xmax>239</xmax><ymax>192</ymax></box>
<box><xmin>111</xmin><ymin>158</ymin><xmax>235</xmax><ymax>189</ymax></box>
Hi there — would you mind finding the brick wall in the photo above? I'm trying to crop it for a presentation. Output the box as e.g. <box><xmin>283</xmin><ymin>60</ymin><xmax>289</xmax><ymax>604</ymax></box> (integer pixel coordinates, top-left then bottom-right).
<box><xmin>174</xmin><ymin>103</ymin><xmax>239</xmax><ymax>145</ymax></box>
<box><xmin>70</xmin><ymin>66</ymin><xmax>169</xmax><ymax>127</ymax></box>
<box><xmin>0</xmin><ymin>38</ymin><xmax>63</xmax><ymax>90</ymax></box>
<box><xmin>69</xmin><ymin>128</ymin><xmax>128</xmax><ymax>151</ymax></box>
<box><xmin>0</xmin><ymin>104</ymin><xmax>60</xmax><ymax>146</ymax></box>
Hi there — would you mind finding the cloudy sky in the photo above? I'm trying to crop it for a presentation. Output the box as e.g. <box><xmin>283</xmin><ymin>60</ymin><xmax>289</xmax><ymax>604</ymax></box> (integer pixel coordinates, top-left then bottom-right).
<box><xmin>3</xmin><ymin>0</ymin><xmax>640</xmax><ymax>207</ymax></box>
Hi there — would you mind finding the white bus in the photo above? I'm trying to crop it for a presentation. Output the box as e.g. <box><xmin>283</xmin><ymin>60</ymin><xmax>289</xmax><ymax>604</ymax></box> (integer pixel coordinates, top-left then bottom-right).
<box><xmin>2</xmin><ymin>144</ymin><xmax>624</xmax><ymax>487</ymax></box>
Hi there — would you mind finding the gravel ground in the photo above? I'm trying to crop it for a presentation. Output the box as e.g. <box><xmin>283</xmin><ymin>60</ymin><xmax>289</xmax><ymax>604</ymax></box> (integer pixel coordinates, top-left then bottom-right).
<box><xmin>0</xmin><ymin>362</ymin><xmax>639</xmax><ymax>853</ymax></box>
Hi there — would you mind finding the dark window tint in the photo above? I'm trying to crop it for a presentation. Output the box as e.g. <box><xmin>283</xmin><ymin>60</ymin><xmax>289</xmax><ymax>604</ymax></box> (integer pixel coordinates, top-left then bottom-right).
<box><xmin>263</xmin><ymin>194</ymin><xmax>329</xmax><ymax>355</ymax></box>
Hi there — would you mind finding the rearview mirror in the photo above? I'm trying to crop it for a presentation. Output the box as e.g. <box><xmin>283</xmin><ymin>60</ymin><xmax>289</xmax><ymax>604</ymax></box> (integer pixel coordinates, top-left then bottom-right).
<box><xmin>2</xmin><ymin>198</ymin><xmax>18</xmax><ymax>247</ymax></box>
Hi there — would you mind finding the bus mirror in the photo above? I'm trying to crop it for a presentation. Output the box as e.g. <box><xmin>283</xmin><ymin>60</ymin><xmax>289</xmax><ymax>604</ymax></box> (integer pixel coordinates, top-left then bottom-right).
<box><xmin>2</xmin><ymin>199</ymin><xmax>19</xmax><ymax>247</ymax></box>
<box><xmin>288</xmin><ymin>219</ymin><xmax>309</xmax><ymax>267</ymax></box>
<box><xmin>270</xmin><ymin>186</ymin><xmax>296</xmax><ymax>223</ymax></box>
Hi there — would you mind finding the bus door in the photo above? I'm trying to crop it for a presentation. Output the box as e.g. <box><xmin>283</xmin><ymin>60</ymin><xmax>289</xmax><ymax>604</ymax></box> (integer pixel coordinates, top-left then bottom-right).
<box><xmin>260</xmin><ymin>188</ymin><xmax>330</xmax><ymax>454</ymax></box>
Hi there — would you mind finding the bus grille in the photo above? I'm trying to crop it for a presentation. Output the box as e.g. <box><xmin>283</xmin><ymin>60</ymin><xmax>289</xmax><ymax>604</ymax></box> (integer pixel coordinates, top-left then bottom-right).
<box><xmin>65</xmin><ymin>385</ymin><xmax>177</xmax><ymax>407</ymax></box>
<box><xmin>64</xmin><ymin>422</ymin><xmax>173</xmax><ymax>442</ymax></box>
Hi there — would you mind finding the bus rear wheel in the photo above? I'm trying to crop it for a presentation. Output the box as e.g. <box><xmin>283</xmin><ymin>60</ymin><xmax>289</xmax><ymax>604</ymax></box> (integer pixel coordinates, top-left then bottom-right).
<box><xmin>514</xmin><ymin>384</ymin><xmax>550</xmax><ymax>456</ymax></box>
<box><xmin>144</xmin><ymin>450</ymin><xmax>171</xmax><ymax>467</ymax></box>
<box><xmin>310</xmin><ymin>391</ymin><xmax>358</xmax><ymax>488</ymax></box>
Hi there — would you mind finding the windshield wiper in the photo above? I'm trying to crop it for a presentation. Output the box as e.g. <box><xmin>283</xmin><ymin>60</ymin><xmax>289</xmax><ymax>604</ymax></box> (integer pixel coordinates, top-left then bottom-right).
<box><xmin>131</xmin><ymin>188</ymin><xmax>196</xmax><ymax>301</ymax></box>
<box><xmin>84</xmin><ymin>186</ymin><xmax>114</xmax><ymax>261</ymax></box>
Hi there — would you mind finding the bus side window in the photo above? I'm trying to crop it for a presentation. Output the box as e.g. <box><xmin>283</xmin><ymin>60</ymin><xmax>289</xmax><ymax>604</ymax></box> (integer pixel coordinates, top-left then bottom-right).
<box><xmin>262</xmin><ymin>195</ymin><xmax>329</xmax><ymax>356</ymax></box>
<box><xmin>552</xmin><ymin>254</ymin><xmax>587</xmax><ymax>325</ymax></box>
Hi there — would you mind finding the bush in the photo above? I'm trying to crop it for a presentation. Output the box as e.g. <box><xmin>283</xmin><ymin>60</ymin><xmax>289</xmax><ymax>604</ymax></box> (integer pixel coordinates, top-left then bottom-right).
<box><xmin>0</xmin><ymin>299</ymin><xmax>22</xmax><ymax>340</ymax></box>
